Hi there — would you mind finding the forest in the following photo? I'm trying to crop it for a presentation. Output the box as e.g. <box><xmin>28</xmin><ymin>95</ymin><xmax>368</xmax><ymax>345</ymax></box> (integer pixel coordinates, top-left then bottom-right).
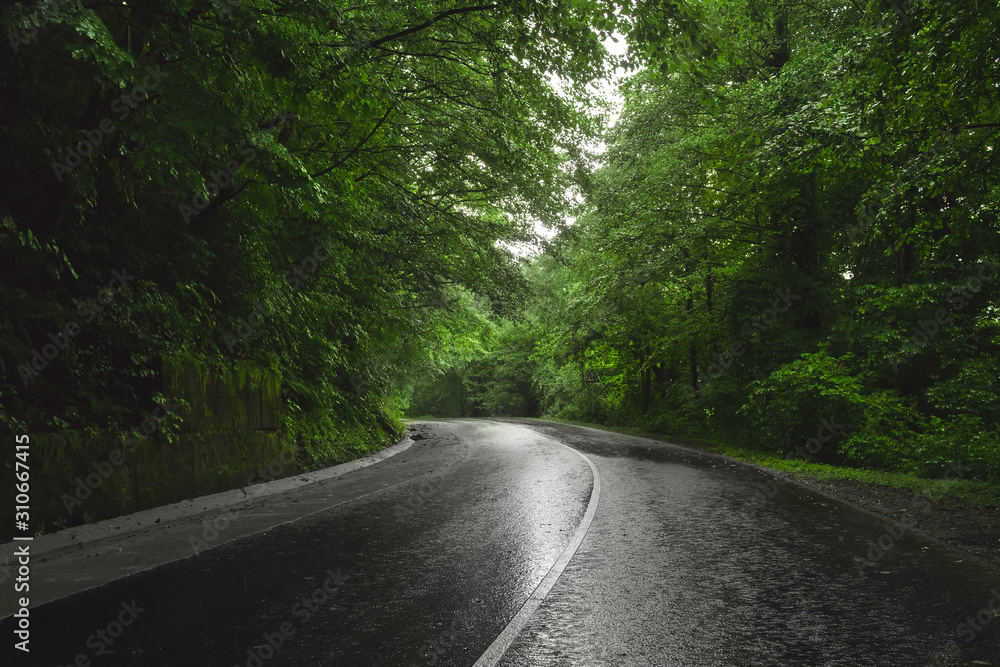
<box><xmin>1</xmin><ymin>0</ymin><xmax>998</xmax><ymax>527</ymax></box>
<box><xmin>408</xmin><ymin>0</ymin><xmax>1000</xmax><ymax>485</ymax></box>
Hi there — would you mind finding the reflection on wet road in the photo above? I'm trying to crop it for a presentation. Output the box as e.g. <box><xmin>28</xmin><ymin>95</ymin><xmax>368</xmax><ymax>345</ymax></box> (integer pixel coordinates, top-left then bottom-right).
<box><xmin>5</xmin><ymin>421</ymin><xmax>590</xmax><ymax>666</ymax></box>
<box><xmin>3</xmin><ymin>419</ymin><xmax>998</xmax><ymax>666</ymax></box>
<box><xmin>497</xmin><ymin>420</ymin><xmax>1000</xmax><ymax>667</ymax></box>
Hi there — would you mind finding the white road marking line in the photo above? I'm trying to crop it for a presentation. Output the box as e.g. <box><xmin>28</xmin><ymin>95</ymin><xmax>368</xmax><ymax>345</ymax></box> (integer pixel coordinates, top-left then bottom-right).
<box><xmin>472</xmin><ymin>422</ymin><xmax>602</xmax><ymax>667</ymax></box>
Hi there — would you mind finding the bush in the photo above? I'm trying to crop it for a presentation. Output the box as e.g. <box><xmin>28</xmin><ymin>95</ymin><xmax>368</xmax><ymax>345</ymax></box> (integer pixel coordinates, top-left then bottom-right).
<box><xmin>909</xmin><ymin>415</ymin><xmax>1000</xmax><ymax>482</ymax></box>
<box><xmin>740</xmin><ymin>350</ymin><xmax>921</xmax><ymax>467</ymax></box>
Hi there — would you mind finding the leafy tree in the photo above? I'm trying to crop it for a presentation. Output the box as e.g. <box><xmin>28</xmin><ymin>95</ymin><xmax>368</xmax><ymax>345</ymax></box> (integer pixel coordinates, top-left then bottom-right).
<box><xmin>0</xmin><ymin>0</ymin><xmax>616</xmax><ymax>461</ymax></box>
<box><xmin>417</xmin><ymin>0</ymin><xmax>1000</xmax><ymax>483</ymax></box>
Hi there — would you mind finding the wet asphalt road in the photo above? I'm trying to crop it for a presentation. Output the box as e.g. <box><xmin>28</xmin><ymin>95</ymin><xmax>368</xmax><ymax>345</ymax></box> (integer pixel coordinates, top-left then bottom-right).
<box><xmin>496</xmin><ymin>420</ymin><xmax>1000</xmax><ymax>666</ymax></box>
<box><xmin>4</xmin><ymin>419</ymin><xmax>1000</xmax><ymax>666</ymax></box>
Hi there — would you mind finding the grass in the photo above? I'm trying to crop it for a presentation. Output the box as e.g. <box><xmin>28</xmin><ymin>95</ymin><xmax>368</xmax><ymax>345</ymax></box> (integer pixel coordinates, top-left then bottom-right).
<box><xmin>518</xmin><ymin>416</ymin><xmax>1000</xmax><ymax>511</ymax></box>
<box><xmin>401</xmin><ymin>415</ymin><xmax>440</xmax><ymax>423</ymax></box>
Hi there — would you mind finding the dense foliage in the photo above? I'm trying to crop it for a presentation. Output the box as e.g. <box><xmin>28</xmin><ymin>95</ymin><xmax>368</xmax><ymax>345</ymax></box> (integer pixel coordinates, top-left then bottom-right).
<box><xmin>412</xmin><ymin>0</ymin><xmax>1000</xmax><ymax>483</ymax></box>
<box><xmin>0</xmin><ymin>0</ymin><xmax>617</xmax><ymax>459</ymax></box>
<box><xmin>4</xmin><ymin>0</ymin><xmax>997</xmax><ymax>484</ymax></box>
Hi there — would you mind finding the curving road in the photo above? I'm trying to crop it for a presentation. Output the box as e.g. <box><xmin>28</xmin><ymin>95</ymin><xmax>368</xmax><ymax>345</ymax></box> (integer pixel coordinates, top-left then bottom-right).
<box><xmin>3</xmin><ymin>419</ymin><xmax>999</xmax><ymax>666</ymax></box>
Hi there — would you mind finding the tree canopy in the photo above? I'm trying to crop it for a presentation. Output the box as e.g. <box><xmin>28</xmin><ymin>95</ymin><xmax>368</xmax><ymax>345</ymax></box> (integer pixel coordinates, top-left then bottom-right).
<box><xmin>3</xmin><ymin>0</ymin><xmax>998</xmax><ymax>484</ymax></box>
<box><xmin>1</xmin><ymin>0</ymin><xmax>619</xmax><ymax>456</ymax></box>
<box><xmin>412</xmin><ymin>0</ymin><xmax>1000</xmax><ymax>484</ymax></box>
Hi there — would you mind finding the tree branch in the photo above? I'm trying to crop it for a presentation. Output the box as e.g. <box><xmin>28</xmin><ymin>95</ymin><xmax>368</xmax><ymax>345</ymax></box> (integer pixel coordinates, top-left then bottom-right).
<box><xmin>330</xmin><ymin>4</ymin><xmax>500</xmax><ymax>76</ymax></box>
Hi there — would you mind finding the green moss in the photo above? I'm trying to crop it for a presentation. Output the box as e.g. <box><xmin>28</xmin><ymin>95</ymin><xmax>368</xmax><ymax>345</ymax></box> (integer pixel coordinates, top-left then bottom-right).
<box><xmin>11</xmin><ymin>357</ymin><xmax>402</xmax><ymax>535</ymax></box>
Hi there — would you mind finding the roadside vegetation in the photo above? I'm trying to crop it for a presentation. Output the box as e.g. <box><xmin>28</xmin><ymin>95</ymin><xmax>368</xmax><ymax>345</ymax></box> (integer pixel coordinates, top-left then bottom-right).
<box><xmin>1</xmin><ymin>0</ymin><xmax>619</xmax><ymax>526</ymax></box>
<box><xmin>532</xmin><ymin>417</ymin><xmax>1000</xmax><ymax>511</ymax></box>
<box><xmin>2</xmin><ymin>1</ymin><xmax>998</xmax><ymax>530</ymax></box>
<box><xmin>411</xmin><ymin>0</ymin><xmax>1000</xmax><ymax>494</ymax></box>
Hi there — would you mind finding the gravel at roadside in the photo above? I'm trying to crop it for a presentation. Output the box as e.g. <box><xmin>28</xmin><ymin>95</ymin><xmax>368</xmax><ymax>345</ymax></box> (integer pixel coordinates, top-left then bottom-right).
<box><xmin>796</xmin><ymin>474</ymin><xmax>1000</xmax><ymax>572</ymax></box>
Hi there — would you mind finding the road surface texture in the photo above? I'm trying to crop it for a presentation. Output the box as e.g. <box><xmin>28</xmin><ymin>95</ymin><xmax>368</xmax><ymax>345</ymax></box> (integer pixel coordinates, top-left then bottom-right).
<box><xmin>3</xmin><ymin>419</ymin><xmax>998</xmax><ymax>666</ymax></box>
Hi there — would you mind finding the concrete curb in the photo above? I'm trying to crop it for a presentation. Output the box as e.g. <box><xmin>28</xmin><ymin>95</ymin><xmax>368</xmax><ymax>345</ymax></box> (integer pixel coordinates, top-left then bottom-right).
<box><xmin>0</xmin><ymin>435</ymin><xmax>414</xmax><ymax>561</ymax></box>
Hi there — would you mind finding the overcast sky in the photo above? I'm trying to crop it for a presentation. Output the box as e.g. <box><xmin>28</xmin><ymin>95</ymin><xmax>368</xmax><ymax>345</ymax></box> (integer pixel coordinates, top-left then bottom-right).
<box><xmin>510</xmin><ymin>32</ymin><xmax>630</xmax><ymax>255</ymax></box>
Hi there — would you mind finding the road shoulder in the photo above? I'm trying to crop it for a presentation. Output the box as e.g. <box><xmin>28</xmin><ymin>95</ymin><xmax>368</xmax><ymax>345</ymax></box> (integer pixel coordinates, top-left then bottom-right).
<box><xmin>505</xmin><ymin>417</ymin><xmax>1000</xmax><ymax>573</ymax></box>
<box><xmin>0</xmin><ymin>422</ymin><xmax>466</xmax><ymax>616</ymax></box>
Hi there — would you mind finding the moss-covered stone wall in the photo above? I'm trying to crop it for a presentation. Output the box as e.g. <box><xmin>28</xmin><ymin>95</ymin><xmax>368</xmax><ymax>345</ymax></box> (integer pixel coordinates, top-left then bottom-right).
<box><xmin>14</xmin><ymin>358</ymin><xmax>295</xmax><ymax>533</ymax></box>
